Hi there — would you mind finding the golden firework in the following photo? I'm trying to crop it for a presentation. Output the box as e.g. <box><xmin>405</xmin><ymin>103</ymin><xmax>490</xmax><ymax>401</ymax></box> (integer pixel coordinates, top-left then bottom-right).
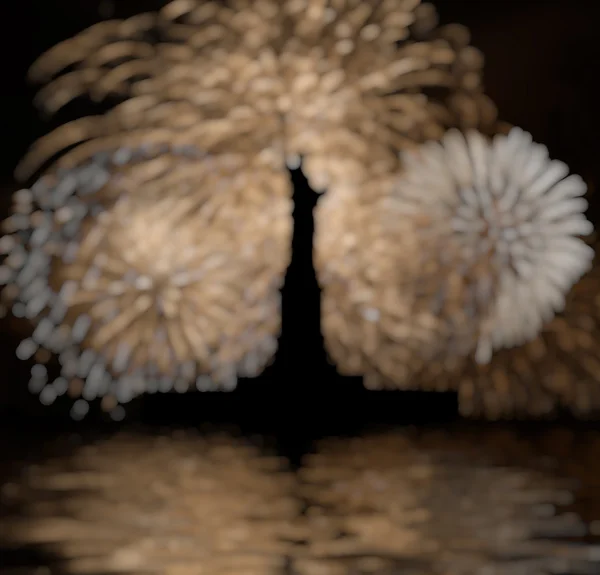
<box><xmin>17</xmin><ymin>0</ymin><xmax>493</xmax><ymax>190</ymax></box>
<box><xmin>1</xmin><ymin>147</ymin><xmax>292</xmax><ymax>415</ymax></box>
<box><xmin>315</xmin><ymin>127</ymin><xmax>596</xmax><ymax>420</ymax></box>
<box><xmin>2</xmin><ymin>0</ymin><xmax>498</xmax><ymax>414</ymax></box>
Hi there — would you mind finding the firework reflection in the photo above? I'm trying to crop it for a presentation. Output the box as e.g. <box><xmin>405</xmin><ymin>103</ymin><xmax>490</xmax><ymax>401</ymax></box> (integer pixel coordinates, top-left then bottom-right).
<box><xmin>0</xmin><ymin>430</ymin><xmax>304</xmax><ymax>575</ymax></box>
<box><xmin>2</xmin><ymin>427</ymin><xmax>600</xmax><ymax>574</ymax></box>
<box><xmin>297</xmin><ymin>426</ymin><xmax>600</xmax><ymax>574</ymax></box>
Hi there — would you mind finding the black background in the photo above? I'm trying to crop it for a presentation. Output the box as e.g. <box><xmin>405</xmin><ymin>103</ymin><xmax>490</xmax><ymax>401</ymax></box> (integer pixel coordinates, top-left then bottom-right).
<box><xmin>0</xmin><ymin>0</ymin><xmax>599</xmax><ymax>455</ymax></box>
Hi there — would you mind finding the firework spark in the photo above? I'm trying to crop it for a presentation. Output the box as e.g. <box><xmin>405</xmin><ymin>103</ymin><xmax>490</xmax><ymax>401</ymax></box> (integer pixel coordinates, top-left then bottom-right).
<box><xmin>315</xmin><ymin>127</ymin><xmax>595</xmax><ymax>415</ymax></box>
<box><xmin>1</xmin><ymin>146</ymin><xmax>292</xmax><ymax>416</ymax></box>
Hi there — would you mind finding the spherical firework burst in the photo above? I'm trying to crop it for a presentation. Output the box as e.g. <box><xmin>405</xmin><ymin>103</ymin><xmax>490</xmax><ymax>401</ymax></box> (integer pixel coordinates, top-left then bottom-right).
<box><xmin>315</xmin><ymin>126</ymin><xmax>594</xmax><ymax>405</ymax></box>
<box><xmin>17</xmin><ymin>0</ymin><xmax>494</xmax><ymax>192</ymax></box>
<box><xmin>296</xmin><ymin>428</ymin><xmax>600</xmax><ymax>575</ymax></box>
<box><xmin>1</xmin><ymin>146</ymin><xmax>292</xmax><ymax>416</ymax></box>
<box><xmin>390</xmin><ymin>126</ymin><xmax>594</xmax><ymax>361</ymax></box>
<box><xmin>0</xmin><ymin>431</ymin><xmax>305</xmax><ymax>575</ymax></box>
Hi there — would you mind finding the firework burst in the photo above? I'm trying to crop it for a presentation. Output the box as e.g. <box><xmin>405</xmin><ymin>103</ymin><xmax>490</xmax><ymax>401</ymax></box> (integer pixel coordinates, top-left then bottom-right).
<box><xmin>1</xmin><ymin>146</ymin><xmax>292</xmax><ymax>416</ymax></box>
<box><xmin>388</xmin><ymin>127</ymin><xmax>594</xmax><ymax>362</ymax></box>
<box><xmin>17</xmin><ymin>0</ymin><xmax>494</xmax><ymax>190</ymax></box>
<box><xmin>315</xmin><ymin>127</ymin><xmax>595</xmax><ymax>411</ymax></box>
<box><xmin>2</xmin><ymin>0</ymin><xmax>497</xmax><ymax>413</ymax></box>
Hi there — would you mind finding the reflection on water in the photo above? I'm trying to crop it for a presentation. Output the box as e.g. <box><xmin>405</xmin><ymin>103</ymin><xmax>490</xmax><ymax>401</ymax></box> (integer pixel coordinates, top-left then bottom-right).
<box><xmin>1</xmin><ymin>431</ymin><xmax>303</xmax><ymax>575</ymax></box>
<box><xmin>298</xmin><ymin>428</ymin><xmax>600</xmax><ymax>574</ymax></box>
<box><xmin>2</xmin><ymin>426</ymin><xmax>600</xmax><ymax>574</ymax></box>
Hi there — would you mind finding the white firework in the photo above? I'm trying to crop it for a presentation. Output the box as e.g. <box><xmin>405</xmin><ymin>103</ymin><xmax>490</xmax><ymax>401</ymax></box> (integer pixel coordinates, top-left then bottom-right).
<box><xmin>392</xmin><ymin>127</ymin><xmax>594</xmax><ymax>364</ymax></box>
